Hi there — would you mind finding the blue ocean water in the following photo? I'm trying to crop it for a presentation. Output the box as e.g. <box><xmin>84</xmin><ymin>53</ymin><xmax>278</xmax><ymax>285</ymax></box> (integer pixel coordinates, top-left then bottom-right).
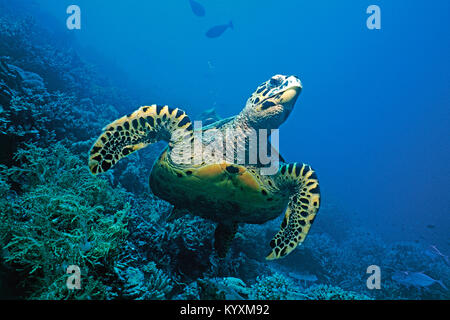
<box><xmin>0</xmin><ymin>0</ymin><xmax>448</xmax><ymax>300</ymax></box>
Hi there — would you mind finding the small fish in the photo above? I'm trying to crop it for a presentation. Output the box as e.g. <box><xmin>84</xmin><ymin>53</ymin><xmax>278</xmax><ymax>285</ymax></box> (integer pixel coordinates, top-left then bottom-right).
<box><xmin>426</xmin><ymin>224</ymin><xmax>435</xmax><ymax>229</ymax></box>
<box><xmin>288</xmin><ymin>272</ymin><xmax>318</xmax><ymax>284</ymax></box>
<box><xmin>206</xmin><ymin>21</ymin><xmax>233</xmax><ymax>38</ymax></box>
<box><xmin>188</xmin><ymin>0</ymin><xmax>205</xmax><ymax>17</ymax></box>
<box><xmin>392</xmin><ymin>271</ymin><xmax>448</xmax><ymax>290</ymax></box>
<box><xmin>199</xmin><ymin>108</ymin><xmax>221</xmax><ymax>126</ymax></box>
<box><xmin>428</xmin><ymin>245</ymin><xmax>450</xmax><ymax>266</ymax></box>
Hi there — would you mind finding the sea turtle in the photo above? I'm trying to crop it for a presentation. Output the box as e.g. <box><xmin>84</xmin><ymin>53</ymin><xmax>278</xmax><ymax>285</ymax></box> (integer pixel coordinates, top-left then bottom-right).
<box><xmin>88</xmin><ymin>74</ymin><xmax>320</xmax><ymax>260</ymax></box>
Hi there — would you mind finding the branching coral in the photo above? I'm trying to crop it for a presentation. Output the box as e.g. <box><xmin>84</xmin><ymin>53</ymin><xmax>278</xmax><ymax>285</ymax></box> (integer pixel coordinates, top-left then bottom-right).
<box><xmin>127</xmin><ymin>198</ymin><xmax>215</xmax><ymax>282</ymax></box>
<box><xmin>249</xmin><ymin>273</ymin><xmax>304</xmax><ymax>300</ymax></box>
<box><xmin>118</xmin><ymin>262</ymin><xmax>173</xmax><ymax>300</ymax></box>
<box><xmin>142</xmin><ymin>261</ymin><xmax>173</xmax><ymax>299</ymax></box>
<box><xmin>0</xmin><ymin>142</ymin><xmax>130</xmax><ymax>299</ymax></box>
<box><xmin>303</xmin><ymin>284</ymin><xmax>372</xmax><ymax>300</ymax></box>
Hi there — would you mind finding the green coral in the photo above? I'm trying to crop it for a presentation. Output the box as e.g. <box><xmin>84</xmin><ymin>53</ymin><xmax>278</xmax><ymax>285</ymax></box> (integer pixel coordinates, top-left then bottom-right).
<box><xmin>0</xmin><ymin>142</ymin><xmax>130</xmax><ymax>299</ymax></box>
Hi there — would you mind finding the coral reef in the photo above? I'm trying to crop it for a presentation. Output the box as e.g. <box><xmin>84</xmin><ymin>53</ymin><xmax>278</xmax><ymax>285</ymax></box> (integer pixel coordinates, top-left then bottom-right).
<box><xmin>117</xmin><ymin>262</ymin><xmax>173</xmax><ymax>300</ymax></box>
<box><xmin>249</xmin><ymin>273</ymin><xmax>303</xmax><ymax>300</ymax></box>
<box><xmin>303</xmin><ymin>284</ymin><xmax>372</xmax><ymax>300</ymax></box>
<box><xmin>0</xmin><ymin>142</ymin><xmax>129</xmax><ymax>299</ymax></box>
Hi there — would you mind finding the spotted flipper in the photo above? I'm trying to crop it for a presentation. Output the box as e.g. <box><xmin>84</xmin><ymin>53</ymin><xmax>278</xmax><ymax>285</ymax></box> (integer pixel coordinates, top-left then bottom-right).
<box><xmin>89</xmin><ymin>104</ymin><xmax>193</xmax><ymax>175</ymax></box>
<box><xmin>214</xmin><ymin>222</ymin><xmax>238</xmax><ymax>258</ymax></box>
<box><xmin>266</xmin><ymin>163</ymin><xmax>320</xmax><ymax>260</ymax></box>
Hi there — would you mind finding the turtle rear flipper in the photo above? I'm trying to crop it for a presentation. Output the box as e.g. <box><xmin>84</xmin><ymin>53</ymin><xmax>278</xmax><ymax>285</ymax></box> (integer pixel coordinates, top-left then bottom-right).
<box><xmin>214</xmin><ymin>222</ymin><xmax>238</xmax><ymax>258</ymax></box>
<box><xmin>266</xmin><ymin>163</ymin><xmax>320</xmax><ymax>260</ymax></box>
<box><xmin>89</xmin><ymin>105</ymin><xmax>193</xmax><ymax>175</ymax></box>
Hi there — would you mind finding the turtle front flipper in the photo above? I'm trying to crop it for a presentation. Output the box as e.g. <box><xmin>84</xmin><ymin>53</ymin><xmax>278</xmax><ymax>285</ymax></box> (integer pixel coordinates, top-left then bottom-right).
<box><xmin>214</xmin><ymin>222</ymin><xmax>238</xmax><ymax>258</ymax></box>
<box><xmin>89</xmin><ymin>105</ymin><xmax>193</xmax><ymax>175</ymax></box>
<box><xmin>267</xmin><ymin>163</ymin><xmax>320</xmax><ymax>260</ymax></box>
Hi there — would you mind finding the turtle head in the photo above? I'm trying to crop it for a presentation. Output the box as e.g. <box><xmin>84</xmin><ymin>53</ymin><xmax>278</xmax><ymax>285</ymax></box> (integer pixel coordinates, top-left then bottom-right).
<box><xmin>241</xmin><ymin>75</ymin><xmax>302</xmax><ymax>129</ymax></box>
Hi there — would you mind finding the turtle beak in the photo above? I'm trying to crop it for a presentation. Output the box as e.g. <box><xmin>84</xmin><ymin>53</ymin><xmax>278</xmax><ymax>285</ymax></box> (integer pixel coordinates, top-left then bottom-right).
<box><xmin>279</xmin><ymin>76</ymin><xmax>302</xmax><ymax>111</ymax></box>
<box><xmin>280</xmin><ymin>87</ymin><xmax>301</xmax><ymax>105</ymax></box>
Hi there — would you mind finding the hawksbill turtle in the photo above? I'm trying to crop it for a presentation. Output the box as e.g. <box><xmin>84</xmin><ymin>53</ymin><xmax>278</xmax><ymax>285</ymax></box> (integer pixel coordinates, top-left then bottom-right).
<box><xmin>88</xmin><ymin>74</ymin><xmax>320</xmax><ymax>260</ymax></box>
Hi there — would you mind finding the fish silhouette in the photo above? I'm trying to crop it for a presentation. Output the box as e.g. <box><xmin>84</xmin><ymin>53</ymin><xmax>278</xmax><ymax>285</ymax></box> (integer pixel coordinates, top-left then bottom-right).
<box><xmin>288</xmin><ymin>272</ymin><xmax>318</xmax><ymax>286</ymax></box>
<box><xmin>392</xmin><ymin>271</ymin><xmax>448</xmax><ymax>290</ymax></box>
<box><xmin>206</xmin><ymin>21</ymin><xmax>233</xmax><ymax>38</ymax></box>
<box><xmin>188</xmin><ymin>0</ymin><xmax>205</xmax><ymax>17</ymax></box>
<box><xmin>428</xmin><ymin>245</ymin><xmax>450</xmax><ymax>266</ymax></box>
